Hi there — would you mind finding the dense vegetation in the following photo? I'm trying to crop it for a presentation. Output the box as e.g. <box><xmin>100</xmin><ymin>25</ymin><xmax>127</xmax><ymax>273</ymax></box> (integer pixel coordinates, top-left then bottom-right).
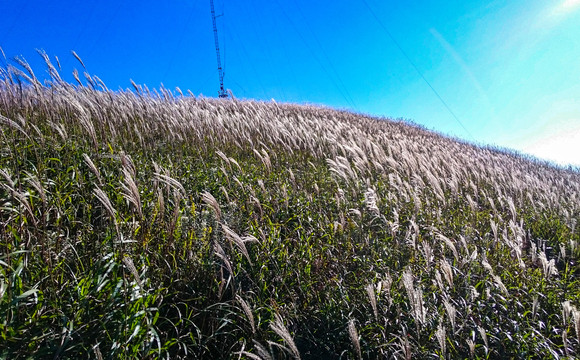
<box><xmin>1</xmin><ymin>54</ymin><xmax>579</xmax><ymax>359</ymax></box>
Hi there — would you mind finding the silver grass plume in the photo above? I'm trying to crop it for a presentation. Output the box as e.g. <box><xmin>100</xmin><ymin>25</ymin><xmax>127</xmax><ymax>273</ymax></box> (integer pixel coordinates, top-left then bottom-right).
<box><xmin>236</xmin><ymin>294</ymin><xmax>256</xmax><ymax>334</ymax></box>
<box><xmin>438</xmin><ymin>234</ymin><xmax>459</xmax><ymax>263</ymax></box>
<box><xmin>250</xmin><ymin>340</ymin><xmax>273</xmax><ymax>360</ymax></box>
<box><xmin>365</xmin><ymin>283</ymin><xmax>378</xmax><ymax>320</ymax></box>
<box><xmin>120</xmin><ymin>168</ymin><xmax>142</xmax><ymax>219</ymax></box>
<box><xmin>348</xmin><ymin>319</ymin><xmax>362</xmax><ymax>360</ymax></box>
<box><xmin>572</xmin><ymin>307</ymin><xmax>580</xmax><ymax>342</ymax></box>
<box><xmin>202</xmin><ymin>191</ymin><xmax>222</xmax><ymax>221</ymax></box>
<box><xmin>478</xmin><ymin>326</ymin><xmax>489</xmax><ymax>353</ymax></box>
<box><xmin>154</xmin><ymin>172</ymin><xmax>187</xmax><ymax>198</ymax></box>
<box><xmin>492</xmin><ymin>275</ymin><xmax>508</xmax><ymax>294</ymax></box>
<box><xmin>93</xmin><ymin>187</ymin><xmax>116</xmax><ymax>221</ymax></box>
<box><xmin>122</xmin><ymin>255</ymin><xmax>143</xmax><ymax>290</ymax></box>
<box><xmin>25</xmin><ymin>172</ymin><xmax>46</xmax><ymax>207</ymax></box>
<box><xmin>440</xmin><ymin>258</ymin><xmax>454</xmax><ymax>288</ymax></box>
<box><xmin>538</xmin><ymin>250</ymin><xmax>558</xmax><ymax>279</ymax></box>
<box><xmin>83</xmin><ymin>153</ymin><xmax>103</xmax><ymax>186</ymax></box>
<box><xmin>221</xmin><ymin>224</ymin><xmax>256</xmax><ymax>265</ymax></box>
<box><xmin>435</xmin><ymin>320</ymin><xmax>446</xmax><ymax>356</ymax></box>
<box><xmin>443</xmin><ymin>297</ymin><xmax>457</xmax><ymax>333</ymax></box>
<box><xmin>270</xmin><ymin>313</ymin><xmax>300</xmax><ymax>360</ymax></box>
<box><xmin>402</xmin><ymin>269</ymin><xmax>426</xmax><ymax>327</ymax></box>
<box><xmin>466</xmin><ymin>339</ymin><xmax>475</xmax><ymax>359</ymax></box>
<box><xmin>380</xmin><ymin>272</ymin><xmax>393</xmax><ymax>306</ymax></box>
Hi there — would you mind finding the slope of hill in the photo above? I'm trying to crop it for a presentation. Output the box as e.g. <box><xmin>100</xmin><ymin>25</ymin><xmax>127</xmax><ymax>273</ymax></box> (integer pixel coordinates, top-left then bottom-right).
<box><xmin>1</xmin><ymin>59</ymin><xmax>579</xmax><ymax>358</ymax></box>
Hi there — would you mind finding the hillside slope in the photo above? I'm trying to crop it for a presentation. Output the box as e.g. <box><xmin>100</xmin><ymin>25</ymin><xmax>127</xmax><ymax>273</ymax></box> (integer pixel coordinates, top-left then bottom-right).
<box><xmin>1</xmin><ymin>62</ymin><xmax>580</xmax><ymax>358</ymax></box>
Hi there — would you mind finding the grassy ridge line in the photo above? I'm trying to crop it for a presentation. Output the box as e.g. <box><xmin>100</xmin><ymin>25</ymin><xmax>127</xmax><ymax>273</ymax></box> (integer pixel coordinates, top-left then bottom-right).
<box><xmin>0</xmin><ymin>58</ymin><xmax>579</xmax><ymax>358</ymax></box>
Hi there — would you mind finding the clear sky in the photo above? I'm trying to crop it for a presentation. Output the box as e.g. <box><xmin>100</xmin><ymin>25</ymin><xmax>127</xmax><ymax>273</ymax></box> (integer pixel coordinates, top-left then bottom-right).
<box><xmin>2</xmin><ymin>0</ymin><xmax>579</xmax><ymax>167</ymax></box>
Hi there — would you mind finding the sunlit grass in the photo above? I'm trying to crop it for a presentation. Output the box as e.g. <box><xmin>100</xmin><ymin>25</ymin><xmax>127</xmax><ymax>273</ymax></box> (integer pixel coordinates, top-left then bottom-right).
<box><xmin>0</xmin><ymin>52</ymin><xmax>579</xmax><ymax>358</ymax></box>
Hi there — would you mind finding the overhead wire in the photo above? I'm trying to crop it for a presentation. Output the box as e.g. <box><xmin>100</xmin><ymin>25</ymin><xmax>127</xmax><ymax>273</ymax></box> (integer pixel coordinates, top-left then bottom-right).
<box><xmin>224</xmin><ymin>7</ymin><xmax>268</xmax><ymax>98</ymax></box>
<box><xmin>162</xmin><ymin>1</ymin><xmax>199</xmax><ymax>83</ymax></box>
<box><xmin>273</xmin><ymin>0</ymin><xmax>358</xmax><ymax>110</ymax></box>
<box><xmin>244</xmin><ymin>1</ymin><xmax>287</xmax><ymax>100</ymax></box>
<box><xmin>361</xmin><ymin>0</ymin><xmax>476</xmax><ymax>142</ymax></box>
<box><xmin>290</xmin><ymin>0</ymin><xmax>359</xmax><ymax>111</ymax></box>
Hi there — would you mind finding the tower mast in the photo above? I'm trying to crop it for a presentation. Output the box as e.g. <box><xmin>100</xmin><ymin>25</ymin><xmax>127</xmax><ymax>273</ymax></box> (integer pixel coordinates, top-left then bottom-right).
<box><xmin>210</xmin><ymin>0</ymin><xmax>227</xmax><ymax>98</ymax></box>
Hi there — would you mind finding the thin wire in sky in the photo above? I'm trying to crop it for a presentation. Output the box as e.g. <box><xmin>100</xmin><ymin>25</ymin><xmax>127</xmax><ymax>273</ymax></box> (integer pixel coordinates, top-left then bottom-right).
<box><xmin>361</xmin><ymin>0</ymin><xmax>476</xmax><ymax>142</ymax></box>
<box><xmin>273</xmin><ymin>0</ymin><xmax>358</xmax><ymax>110</ymax></box>
<box><xmin>290</xmin><ymin>0</ymin><xmax>359</xmax><ymax>111</ymax></box>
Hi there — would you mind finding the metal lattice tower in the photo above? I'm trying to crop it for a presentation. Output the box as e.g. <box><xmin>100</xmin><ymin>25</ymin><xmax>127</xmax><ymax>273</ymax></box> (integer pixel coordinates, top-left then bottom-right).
<box><xmin>210</xmin><ymin>0</ymin><xmax>227</xmax><ymax>98</ymax></box>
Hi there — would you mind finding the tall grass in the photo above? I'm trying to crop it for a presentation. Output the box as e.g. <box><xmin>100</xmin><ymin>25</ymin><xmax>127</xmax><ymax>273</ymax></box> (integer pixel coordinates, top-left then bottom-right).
<box><xmin>0</xmin><ymin>52</ymin><xmax>579</xmax><ymax>358</ymax></box>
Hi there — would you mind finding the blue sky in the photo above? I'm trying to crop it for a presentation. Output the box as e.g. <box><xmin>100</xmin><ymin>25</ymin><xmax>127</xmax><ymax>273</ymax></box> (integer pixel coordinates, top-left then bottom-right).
<box><xmin>2</xmin><ymin>0</ymin><xmax>579</xmax><ymax>167</ymax></box>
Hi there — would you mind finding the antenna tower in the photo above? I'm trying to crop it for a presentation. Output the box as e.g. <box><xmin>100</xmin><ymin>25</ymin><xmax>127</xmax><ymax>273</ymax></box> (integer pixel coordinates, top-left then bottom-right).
<box><xmin>210</xmin><ymin>0</ymin><xmax>227</xmax><ymax>98</ymax></box>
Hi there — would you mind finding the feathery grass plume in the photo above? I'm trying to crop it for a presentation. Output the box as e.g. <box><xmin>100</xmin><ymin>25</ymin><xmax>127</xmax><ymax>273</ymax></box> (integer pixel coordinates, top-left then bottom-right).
<box><xmin>365</xmin><ymin>283</ymin><xmax>378</xmax><ymax>320</ymax></box>
<box><xmin>0</xmin><ymin>169</ymin><xmax>36</xmax><ymax>224</ymax></box>
<box><xmin>221</xmin><ymin>224</ymin><xmax>255</xmax><ymax>265</ymax></box>
<box><xmin>270</xmin><ymin>313</ymin><xmax>300</xmax><ymax>360</ymax></box>
<box><xmin>492</xmin><ymin>275</ymin><xmax>508</xmax><ymax>294</ymax></box>
<box><xmin>122</xmin><ymin>255</ymin><xmax>143</xmax><ymax>290</ymax></box>
<box><xmin>571</xmin><ymin>307</ymin><xmax>580</xmax><ymax>342</ymax></box>
<box><xmin>443</xmin><ymin>298</ymin><xmax>457</xmax><ymax>333</ymax></box>
<box><xmin>120</xmin><ymin>152</ymin><xmax>136</xmax><ymax>177</ymax></box>
<box><xmin>490</xmin><ymin>219</ymin><xmax>499</xmax><ymax>244</ymax></box>
<box><xmin>570</xmin><ymin>240</ymin><xmax>578</xmax><ymax>258</ymax></box>
<box><xmin>201</xmin><ymin>191</ymin><xmax>221</xmax><ymax>221</ymax></box>
<box><xmin>236</xmin><ymin>294</ymin><xmax>256</xmax><ymax>334</ymax></box>
<box><xmin>402</xmin><ymin>268</ymin><xmax>426</xmax><ymax>327</ymax></box>
<box><xmin>438</xmin><ymin>234</ymin><xmax>459</xmax><ymax>263</ymax></box>
<box><xmin>396</xmin><ymin>329</ymin><xmax>412</xmax><ymax>360</ymax></box>
<box><xmin>0</xmin><ymin>113</ymin><xmax>30</xmax><ymax>140</ymax></box>
<box><xmin>154</xmin><ymin>172</ymin><xmax>186</xmax><ymax>198</ymax></box>
<box><xmin>507</xmin><ymin>196</ymin><xmax>517</xmax><ymax>222</ymax></box>
<box><xmin>440</xmin><ymin>258</ymin><xmax>454</xmax><ymax>288</ymax></box>
<box><xmin>213</xmin><ymin>241</ymin><xmax>233</xmax><ymax>282</ymax></box>
<box><xmin>481</xmin><ymin>253</ymin><xmax>494</xmax><ymax>274</ymax></box>
<box><xmin>47</xmin><ymin>120</ymin><xmax>68</xmax><ymax>142</ymax></box>
<box><xmin>37</xmin><ymin>49</ymin><xmax>62</xmax><ymax>83</ymax></box>
<box><xmin>253</xmin><ymin>148</ymin><xmax>271</xmax><ymax>174</ymax></box>
<box><xmin>435</xmin><ymin>320</ymin><xmax>446</xmax><ymax>356</ymax></box>
<box><xmin>348</xmin><ymin>319</ymin><xmax>362</xmax><ymax>360</ymax></box>
<box><xmin>478</xmin><ymin>326</ymin><xmax>489</xmax><ymax>353</ymax></box>
<box><xmin>93</xmin><ymin>187</ymin><xmax>116</xmax><ymax>221</ymax></box>
<box><xmin>71</xmin><ymin>50</ymin><xmax>86</xmax><ymax>70</ymax></box>
<box><xmin>120</xmin><ymin>168</ymin><xmax>143</xmax><ymax>219</ymax></box>
<box><xmin>466</xmin><ymin>339</ymin><xmax>475</xmax><ymax>359</ymax></box>
<box><xmin>92</xmin><ymin>344</ymin><xmax>103</xmax><ymax>360</ymax></box>
<box><xmin>364</xmin><ymin>187</ymin><xmax>380</xmax><ymax>216</ymax></box>
<box><xmin>83</xmin><ymin>153</ymin><xmax>103</xmax><ymax>186</ymax></box>
<box><xmin>380</xmin><ymin>272</ymin><xmax>393</xmax><ymax>306</ymax></box>
<box><xmin>562</xmin><ymin>329</ymin><xmax>569</xmax><ymax>357</ymax></box>
<box><xmin>78</xmin><ymin>111</ymin><xmax>98</xmax><ymax>149</ymax></box>
<box><xmin>245</xmin><ymin>340</ymin><xmax>273</xmax><ymax>360</ymax></box>
<box><xmin>434</xmin><ymin>270</ymin><xmax>445</xmax><ymax>294</ymax></box>
<box><xmin>562</xmin><ymin>301</ymin><xmax>574</xmax><ymax>326</ymax></box>
<box><xmin>240</xmin><ymin>351</ymin><xmax>266</xmax><ymax>360</ymax></box>
<box><xmin>421</xmin><ymin>242</ymin><xmax>433</xmax><ymax>270</ymax></box>
<box><xmin>538</xmin><ymin>250</ymin><xmax>558</xmax><ymax>279</ymax></box>
<box><xmin>216</xmin><ymin>150</ymin><xmax>231</xmax><ymax>169</ymax></box>
<box><xmin>24</xmin><ymin>172</ymin><xmax>46</xmax><ymax>206</ymax></box>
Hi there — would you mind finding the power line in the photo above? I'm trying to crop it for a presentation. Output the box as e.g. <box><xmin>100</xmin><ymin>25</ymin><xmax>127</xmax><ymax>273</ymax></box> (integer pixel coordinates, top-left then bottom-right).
<box><xmin>273</xmin><ymin>0</ymin><xmax>358</xmax><ymax>110</ymax></box>
<box><xmin>290</xmin><ymin>0</ymin><xmax>359</xmax><ymax>111</ymax></box>
<box><xmin>361</xmin><ymin>0</ymin><xmax>476</xmax><ymax>142</ymax></box>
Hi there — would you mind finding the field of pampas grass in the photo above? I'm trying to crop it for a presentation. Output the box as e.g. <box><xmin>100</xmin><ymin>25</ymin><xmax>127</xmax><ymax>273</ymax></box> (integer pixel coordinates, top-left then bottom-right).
<box><xmin>1</xmin><ymin>54</ymin><xmax>579</xmax><ymax>359</ymax></box>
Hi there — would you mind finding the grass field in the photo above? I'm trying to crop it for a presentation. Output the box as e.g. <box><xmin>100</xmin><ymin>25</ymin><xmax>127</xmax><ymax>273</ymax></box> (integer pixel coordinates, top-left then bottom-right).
<box><xmin>1</xmin><ymin>55</ymin><xmax>579</xmax><ymax>359</ymax></box>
